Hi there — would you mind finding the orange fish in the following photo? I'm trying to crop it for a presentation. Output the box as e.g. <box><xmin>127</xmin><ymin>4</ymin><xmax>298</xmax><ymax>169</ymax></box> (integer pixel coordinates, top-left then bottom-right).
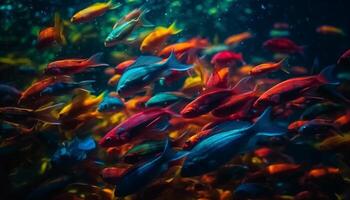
<box><xmin>224</xmin><ymin>32</ymin><xmax>252</xmax><ymax>46</ymax></box>
<box><xmin>158</xmin><ymin>38</ymin><xmax>209</xmax><ymax>57</ymax></box>
<box><xmin>307</xmin><ymin>167</ymin><xmax>340</xmax><ymax>178</ymax></box>
<box><xmin>266</xmin><ymin>163</ymin><xmax>300</xmax><ymax>176</ymax></box>
<box><xmin>316</xmin><ymin>25</ymin><xmax>345</xmax><ymax>36</ymax></box>
<box><xmin>19</xmin><ymin>76</ymin><xmax>71</xmax><ymax>104</ymax></box>
<box><xmin>140</xmin><ymin>22</ymin><xmax>182</xmax><ymax>53</ymax></box>
<box><xmin>115</xmin><ymin>59</ymin><xmax>135</xmax><ymax>74</ymax></box>
<box><xmin>71</xmin><ymin>0</ymin><xmax>120</xmax><ymax>23</ymax></box>
<box><xmin>250</xmin><ymin>58</ymin><xmax>288</xmax><ymax>76</ymax></box>
<box><xmin>37</xmin><ymin>13</ymin><xmax>66</xmax><ymax>49</ymax></box>
<box><xmin>206</xmin><ymin>67</ymin><xmax>230</xmax><ymax>89</ymax></box>
<box><xmin>45</xmin><ymin>52</ymin><xmax>109</xmax><ymax>75</ymax></box>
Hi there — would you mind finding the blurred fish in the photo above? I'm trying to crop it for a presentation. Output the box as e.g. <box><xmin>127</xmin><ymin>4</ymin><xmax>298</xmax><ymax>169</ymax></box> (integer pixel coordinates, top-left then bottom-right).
<box><xmin>211</xmin><ymin>50</ymin><xmax>245</xmax><ymax>67</ymax></box>
<box><xmin>224</xmin><ymin>32</ymin><xmax>252</xmax><ymax>46</ymax></box>
<box><xmin>316</xmin><ymin>25</ymin><xmax>346</xmax><ymax>36</ymax></box>
<box><xmin>263</xmin><ymin>38</ymin><xmax>303</xmax><ymax>54</ymax></box>
<box><xmin>71</xmin><ymin>0</ymin><xmax>121</xmax><ymax>23</ymax></box>
<box><xmin>0</xmin><ymin>84</ymin><xmax>21</xmax><ymax>106</ymax></box>
<box><xmin>40</xmin><ymin>80</ymin><xmax>95</xmax><ymax>96</ymax></box>
<box><xmin>112</xmin><ymin>6</ymin><xmax>153</xmax><ymax>29</ymax></box>
<box><xmin>37</xmin><ymin>13</ymin><xmax>66</xmax><ymax>49</ymax></box>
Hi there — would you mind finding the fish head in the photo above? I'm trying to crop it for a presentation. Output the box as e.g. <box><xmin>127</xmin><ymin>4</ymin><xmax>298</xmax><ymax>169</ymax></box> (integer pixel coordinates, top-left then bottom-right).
<box><xmin>99</xmin><ymin>132</ymin><xmax>124</xmax><ymax>148</ymax></box>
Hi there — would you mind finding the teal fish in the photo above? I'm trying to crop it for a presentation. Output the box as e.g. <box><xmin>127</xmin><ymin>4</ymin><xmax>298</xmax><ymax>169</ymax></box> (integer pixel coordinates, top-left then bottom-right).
<box><xmin>145</xmin><ymin>92</ymin><xmax>190</xmax><ymax>107</ymax></box>
<box><xmin>117</xmin><ymin>52</ymin><xmax>192</xmax><ymax>97</ymax></box>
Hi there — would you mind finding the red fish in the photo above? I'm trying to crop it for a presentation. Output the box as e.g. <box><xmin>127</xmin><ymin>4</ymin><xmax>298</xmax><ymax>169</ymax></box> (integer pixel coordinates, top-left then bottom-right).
<box><xmin>211</xmin><ymin>50</ymin><xmax>245</xmax><ymax>67</ymax></box>
<box><xmin>211</xmin><ymin>86</ymin><xmax>258</xmax><ymax>118</ymax></box>
<box><xmin>45</xmin><ymin>53</ymin><xmax>109</xmax><ymax>75</ymax></box>
<box><xmin>206</xmin><ymin>67</ymin><xmax>229</xmax><ymax>88</ymax></box>
<box><xmin>181</xmin><ymin>77</ymin><xmax>254</xmax><ymax>118</ymax></box>
<box><xmin>254</xmin><ymin>66</ymin><xmax>337</xmax><ymax>109</ymax></box>
<box><xmin>263</xmin><ymin>38</ymin><xmax>303</xmax><ymax>54</ymax></box>
<box><xmin>288</xmin><ymin>120</ymin><xmax>308</xmax><ymax>132</ymax></box>
<box><xmin>99</xmin><ymin>107</ymin><xmax>177</xmax><ymax>147</ymax></box>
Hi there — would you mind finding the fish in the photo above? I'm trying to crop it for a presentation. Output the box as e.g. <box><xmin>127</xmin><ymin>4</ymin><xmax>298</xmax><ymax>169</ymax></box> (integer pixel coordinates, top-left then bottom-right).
<box><xmin>211</xmin><ymin>85</ymin><xmax>258</xmax><ymax>118</ymax></box>
<box><xmin>0</xmin><ymin>103</ymin><xmax>62</xmax><ymax>127</ymax></box>
<box><xmin>298</xmin><ymin>119</ymin><xmax>340</xmax><ymax>135</ymax></box>
<box><xmin>253</xmin><ymin>65</ymin><xmax>338</xmax><ymax>109</ymax></box>
<box><xmin>37</xmin><ymin>13</ymin><xmax>66</xmax><ymax>49</ymax></box>
<box><xmin>145</xmin><ymin>92</ymin><xmax>190</xmax><ymax>107</ymax></box>
<box><xmin>206</xmin><ymin>67</ymin><xmax>229</xmax><ymax>88</ymax></box>
<box><xmin>123</xmin><ymin>140</ymin><xmax>165</xmax><ymax>164</ymax></box>
<box><xmin>210</xmin><ymin>50</ymin><xmax>245</xmax><ymax>67</ymax></box>
<box><xmin>99</xmin><ymin>106</ymin><xmax>179</xmax><ymax>148</ymax></box>
<box><xmin>70</xmin><ymin>0</ymin><xmax>121</xmax><ymax>23</ymax></box>
<box><xmin>113</xmin><ymin>138</ymin><xmax>187</xmax><ymax>197</ymax></box>
<box><xmin>19</xmin><ymin>76</ymin><xmax>72</xmax><ymax>104</ymax></box>
<box><xmin>181</xmin><ymin>108</ymin><xmax>285</xmax><ymax>177</ymax></box>
<box><xmin>180</xmin><ymin>77</ymin><xmax>254</xmax><ymax>118</ymax></box>
<box><xmin>158</xmin><ymin>37</ymin><xmax>209</xmax><ymax>57</ymax></box>
<box><xmin>337</xmin><ymin>49</ymin><xmax>350</xmax><ymax>68</ymax></box>
<box><xmin>39</xmin><ymin>80</ymin><xmax>95</xmax><ymax>96</ymax></box>
<box><xmin>224</xmin><ymin>32</ymin><xmax>252</xmax><ymax>46</ymax></box>
<box><xmin>116</xmin><ymin>52</ymin><xmax>192</xmax><ymax>97</ymax></box>
<box><xmin>249</xmin><ymin>58</ymin><xmax>288</xmax><ymax>76</ymax></box>
<box><xmin>97</xmin><ymin>93</ymin><xmax>125</xmax><ymax>113</ymax></box>
<box><xmin>140</xmin><ymin>22</ymin><xmax>182</xmax><ymax>53</ymax></box>
<box><xmin>263</xmin><ymin>38</ymin><xmax>303</xmax><ymax>54</ymax></box>
<box><xmin>105</xmin><ymin>16</ymin><xmax>142</xmax><ymax>47</ymax></box>
<box><xmin>112</xmin><ymin>6</ymin><xmax>153</xmax><ymax>29</ymax></box>
<box><xmin>316</xmin><ymin>25</ymin><xmax>345</xmax><ymax>36</ymax></box>
<box><xmin>115</xmin><ymin>59</ymin><xmax>135</xmax><ymax>74</ymax></box>
<box><xmin>45</xmin><ymin>53</ymin><xmax>109</xmax><ymax>75</ymax></box>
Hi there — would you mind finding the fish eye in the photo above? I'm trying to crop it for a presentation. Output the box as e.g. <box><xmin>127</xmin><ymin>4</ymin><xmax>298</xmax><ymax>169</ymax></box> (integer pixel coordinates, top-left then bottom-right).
<box><xmin>105</xmin><ymin>137</ymin><xmax>112</xmax><ymax>143</ymax></box>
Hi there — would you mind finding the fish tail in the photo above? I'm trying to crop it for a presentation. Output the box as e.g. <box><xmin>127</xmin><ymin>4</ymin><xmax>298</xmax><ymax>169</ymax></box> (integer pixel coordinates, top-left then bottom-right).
<box><xmin>138</xmin><ymin>8</ymin><xmax>154</xmax><ymax>28</ymax></box>
<box><xmin>34</xmin><ymin>103</ymin><xmax>63</xmax><ymax>124</ymax></box>
<box><xmin>77</xmin><ymin>80</ymin><xmax>96</xmax><ymax>93</ymax></box>
<box><xmin>164</xmin><ymin>52</ymin><xmax>193</xmax><ymax>71</ymax></box>
<box><xmin>108</xmin><ymin>0</ymin><xmax>121</xmax><ymax>10</ymax></box>
<box><xmin>318</xmin><ymin>65</ymin><xmax>339</xmax><ymax>85</ymax></box>
<box><xmin>168</xmin><ymin>22</ymin><xmax>182</xmax><ymax>35</ymax></box>
<box><xmin>85</xmin><ymin>52</ymin><xmax>109</xmax><ymax>68</ymax></box>
<box><xmin>54</xmin><ymin>12</ymin><xmax>66</xmax><ymax>45</ymax></box>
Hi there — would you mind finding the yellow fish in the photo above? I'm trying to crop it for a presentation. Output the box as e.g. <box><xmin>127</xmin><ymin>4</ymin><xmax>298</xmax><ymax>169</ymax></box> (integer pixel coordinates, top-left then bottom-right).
<box><xmin>140</xmin><ymin>22</ymin><xmax>182</xmax><ymax>53</ymax></box>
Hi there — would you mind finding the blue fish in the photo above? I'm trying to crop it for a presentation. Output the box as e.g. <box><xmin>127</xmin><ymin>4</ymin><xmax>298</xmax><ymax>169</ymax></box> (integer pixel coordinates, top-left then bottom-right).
<box><xmin>181</xmin><ymin>108</ymin><xmax>285</xmax><ymax>177</ymax></box>
<box><xmin>0</xmin><ymin>84</ymin><xmax>21</xmax><ymax>106</ymax></box>
<box><xmin>145</xmin><ymin>92</ymin><xmax>190</xmax><ymax>107</ymax></box>
<box><xmin>97</xmin><ymin>93</ymin><xmax>124</xmax><ymax>113</ymax></box>
<box><xmin>114</xmin><ymin>138</ymin><xmax>188</xmax><ymax>197</ymax></box>
<box><xmin>40</xmin><ymin>80</ymin><xmax>95</xmax><ymax>96</ymax></box>
<box><xmin>116</xmin><ymin>52</ymin><xmax>192</xmax><ymax>97</ymax></box>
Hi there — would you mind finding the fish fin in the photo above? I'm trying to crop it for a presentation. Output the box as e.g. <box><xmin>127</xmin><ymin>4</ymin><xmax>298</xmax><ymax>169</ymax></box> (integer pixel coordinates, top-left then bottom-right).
<box><xmin>164</xmin><ymin>51</ymin><xmax>193</xmax><ymax>71</ymax></box>
<box><xmin>54</xmin><ymin>12</ymin><xmax>66</xmax><ymax>45</ymax></box>
<box><xmin>77</xmin><ymin>80</ymin><xmax>95</xmax><ymax>93</ymax></box>
<box><xmin>231</xmin><ymin>76</ymin><xmax>255</xmax><ymax>93</ymax></box>
<box><xmin>164</xmin><ymin>100</ymin><xmax>188</xmax><ymax>117</ymax></box>
<box><xmin>251</xmin><ymin>107</ymin><xmax>286</xmax><ymax>134</ymax></box>
<box><xmin>168</xmin><ymin>22</ymin><xmax>182</xmax><ymax>35</ymax></box>
<box><xmin>85</xmin><ymin>52</ymin><xmax>109</xmax><ymax>68</ymax></box>
<box><xmin>108</xmin><ymin>0</ymin><xmax>121</xmax><ymax>10</ymax></box>
<box><xmin>34</xmin><ymin>103</ymin><xmax>63</xmax><ymax>124</ymax></box>
<box><xmin>318</xmin><ymin>65</ymin><xmax>339</xmax><ymax>85</ymax></box>
<box><xmin>126</xmin><ymin>55</ymin><xmax>163</xmax><ymax>70</ymax></box>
